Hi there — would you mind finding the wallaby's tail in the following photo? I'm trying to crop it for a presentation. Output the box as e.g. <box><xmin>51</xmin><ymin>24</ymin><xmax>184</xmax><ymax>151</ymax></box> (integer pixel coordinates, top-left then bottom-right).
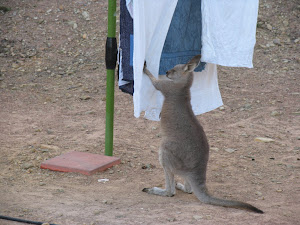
<box><xmin>190</xmin><ymin>182</ymin><xmax>263</xmax><ymax>214</ymax></box>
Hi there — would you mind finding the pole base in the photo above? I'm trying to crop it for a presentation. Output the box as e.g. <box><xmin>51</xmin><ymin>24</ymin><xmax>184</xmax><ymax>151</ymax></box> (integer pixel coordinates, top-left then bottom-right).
<box><xmin>41</xmin><ymin>151</ymin><xmax>121</xmax><ymax>175</ymax></box>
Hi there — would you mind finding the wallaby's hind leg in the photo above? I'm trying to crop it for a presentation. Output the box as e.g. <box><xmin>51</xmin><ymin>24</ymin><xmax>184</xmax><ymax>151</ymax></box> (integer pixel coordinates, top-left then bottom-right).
<box><xmin>176</xmin><ymin>179</ymin><xmax>193</xmax><ymax>194</ymax></box>
<box><xmin>143</xmin><ymin>168</ymin><xmax>176</xmax><ymax>197</ymax></box>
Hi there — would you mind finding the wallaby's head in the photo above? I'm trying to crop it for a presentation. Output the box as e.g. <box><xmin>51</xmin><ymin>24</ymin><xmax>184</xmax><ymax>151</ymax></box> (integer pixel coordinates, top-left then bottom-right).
<box><xmin>165</xmin><ymin>55</ymin><xmax>202</xmax><ymax>87</ymax></box>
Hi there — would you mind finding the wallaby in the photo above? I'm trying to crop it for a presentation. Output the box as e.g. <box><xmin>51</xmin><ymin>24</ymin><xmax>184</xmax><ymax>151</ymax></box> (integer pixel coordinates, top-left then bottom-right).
<box><xmin>142</xmin><ymin>55</ymin><xmax>263</xmax><ymax>214</ymax></box>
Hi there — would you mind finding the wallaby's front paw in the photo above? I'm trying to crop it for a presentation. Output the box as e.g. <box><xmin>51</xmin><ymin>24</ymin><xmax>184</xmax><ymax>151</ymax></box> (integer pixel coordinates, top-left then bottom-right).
<box><xmin>143</xmin><ymin>61</ymin><xmax>149</xmax><ymax>74</ymax></box>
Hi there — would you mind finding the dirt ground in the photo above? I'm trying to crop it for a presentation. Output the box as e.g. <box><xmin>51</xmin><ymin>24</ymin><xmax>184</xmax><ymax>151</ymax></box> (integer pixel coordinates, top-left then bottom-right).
<box><xmin>0</xmin><ymin>0</ymin><xmax>299</xmax><ymax>224</ymax></box>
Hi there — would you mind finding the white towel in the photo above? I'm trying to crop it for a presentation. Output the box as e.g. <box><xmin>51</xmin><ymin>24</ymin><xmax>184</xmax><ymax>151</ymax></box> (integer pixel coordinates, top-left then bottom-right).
<box><xmin>201</xmin><ymin>0</ymin><xmax>259</xmax><ymax>68</ymax></box>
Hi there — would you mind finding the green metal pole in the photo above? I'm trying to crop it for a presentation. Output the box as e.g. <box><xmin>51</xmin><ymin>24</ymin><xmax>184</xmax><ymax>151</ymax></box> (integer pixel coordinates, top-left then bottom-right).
<box><xmin>105</xmin><ymin>69</ymin><xmax>115</xmax><ymax>156</ymax></box>
<box><xmin>107</xmin><ymin>0</ymin><xmax>116</xmax><ymax>38</ymax></box>
<box><xmin>105</xmin><ymin>0</ymin><xmax>117</xmax><ymax>156</ymax></box>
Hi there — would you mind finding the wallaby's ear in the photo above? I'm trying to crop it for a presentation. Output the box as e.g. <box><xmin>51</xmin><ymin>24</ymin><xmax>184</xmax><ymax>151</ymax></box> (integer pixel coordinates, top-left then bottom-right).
<box><xmin>183</xmin><ymin>54</ymin><xmax>202</xmax><ymax>72</ymax></box>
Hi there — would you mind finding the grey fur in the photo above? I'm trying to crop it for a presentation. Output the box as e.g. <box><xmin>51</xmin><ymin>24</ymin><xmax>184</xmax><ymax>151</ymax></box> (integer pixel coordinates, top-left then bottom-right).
<box><xmin>142</xmin><ymin>55</ymin><xmax>263</xmax><ymax>214</ymax></box>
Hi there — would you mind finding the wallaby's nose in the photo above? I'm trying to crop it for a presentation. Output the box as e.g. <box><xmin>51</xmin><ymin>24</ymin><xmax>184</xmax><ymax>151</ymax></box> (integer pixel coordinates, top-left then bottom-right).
<box><xmin>166</xmin><ymin>71</ymin><xmax>169</xmax><ymax>78</ymax></box>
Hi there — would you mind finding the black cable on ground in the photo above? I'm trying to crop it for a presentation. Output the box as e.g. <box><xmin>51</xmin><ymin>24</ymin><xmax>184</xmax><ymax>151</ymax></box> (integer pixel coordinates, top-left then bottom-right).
<box><xmin>0</xmin><ymin>215</ymin><xmax>58</xmax><ymax>225</ymax></box>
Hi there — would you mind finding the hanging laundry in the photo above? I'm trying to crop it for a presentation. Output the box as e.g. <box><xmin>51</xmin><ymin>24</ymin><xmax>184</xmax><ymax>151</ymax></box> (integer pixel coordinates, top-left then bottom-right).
<box><xmin>201</xmin><ymin>0</ymin><xmax>259</xmax><ymax>67</ymax></box>
<box><xmin>159</xmin><ymin>0</ymin><xmax>206</xmax><ymax>75</ymax></box>
<box><xmin>118</xmin><ymin>0</ymin><xmax>134</xmax><ymax>95</ymax></box>
<box><xmin>131</xmin><ymin>0</ymin><xmax>223</xmax><ymax>121</ymax></box>
<box><xmin>119</xmin><ymin>0</ymin><xmax>259</xmax><ymax>121</ymax></box>
<box><xmin>118</xmin><ymin>0</ymin><xmax>207</xmax><ymax>95</ymax></box>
